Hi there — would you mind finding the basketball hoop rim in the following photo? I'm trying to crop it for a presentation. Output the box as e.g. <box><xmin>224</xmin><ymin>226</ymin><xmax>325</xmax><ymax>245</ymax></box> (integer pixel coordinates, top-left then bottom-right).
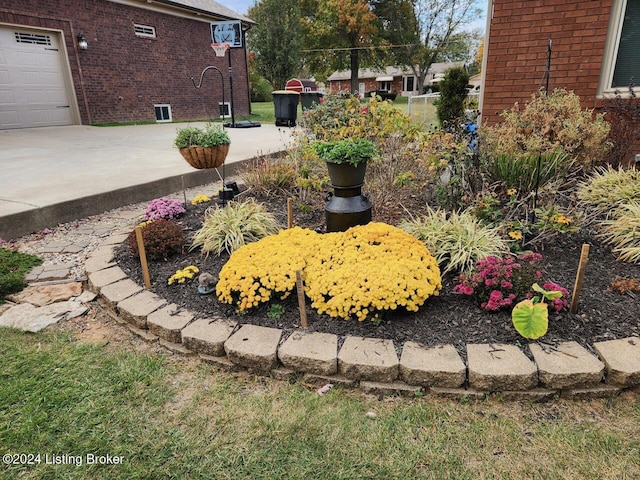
<box><xmin>211</xmin><ymin>42</ymin><xmax>230</xmax><ymax>57</ymax></box>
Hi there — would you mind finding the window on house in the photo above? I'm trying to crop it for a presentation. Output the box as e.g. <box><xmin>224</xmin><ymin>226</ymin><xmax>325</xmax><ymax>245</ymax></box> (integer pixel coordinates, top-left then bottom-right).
<box><xmin>612</xmin><ymin>0</ymin><xmax>640</xmax><ymax>88</ymax></box>
<box><xmin>219</xmin><ymin>102</ymin><xmax>230</xmax><ymax>118</ymax></box>
<box><xmin>404</xmin><ymin>76</ymin><xmax>415</xmax><ymax>92</ymax></box>
<box><xmin>154</xmin><ymin>104</ymin><xmax>171</xmax><ymax>122</ymax></box>
<box><xmin>379</xmin><ymin>81</ymin><xmax>392</xmax><ymax>91</ymax></box>
<box><xmin>14</xmin><ymin>32</ymin><xmax>52</xmax><ymax>45</ymax></box>
<box><xmin>601</xmin><ymin>0</ymin><xmax>640</xmax><ymax>93</ymax></box>
<box><xmin>134</xmin><ymin>24</ymin><xmax>156</xmax><ymax>38</ymax></box>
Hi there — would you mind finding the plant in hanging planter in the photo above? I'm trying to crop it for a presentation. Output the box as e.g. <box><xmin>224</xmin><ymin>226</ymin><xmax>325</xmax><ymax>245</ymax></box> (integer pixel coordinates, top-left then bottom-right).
<box><xmin>174</xmin><ymin>123</ymin><xmax>231</xmax><ymax>169</ymax></box>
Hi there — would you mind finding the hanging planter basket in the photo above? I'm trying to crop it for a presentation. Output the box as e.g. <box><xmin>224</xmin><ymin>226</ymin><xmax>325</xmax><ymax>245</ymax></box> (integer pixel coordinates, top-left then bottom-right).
<box><xmin>179</xmin><ymin>144</ymin><xmax>229</xmax><ymax>169</ymax></box>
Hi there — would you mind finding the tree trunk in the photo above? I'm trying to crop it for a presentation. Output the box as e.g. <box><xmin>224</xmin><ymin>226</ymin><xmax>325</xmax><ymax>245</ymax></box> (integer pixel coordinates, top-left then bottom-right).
<box><xmin>350</xmin><ymin>48</ymin><xmax>359</xmax><ymax>94</ymax></box>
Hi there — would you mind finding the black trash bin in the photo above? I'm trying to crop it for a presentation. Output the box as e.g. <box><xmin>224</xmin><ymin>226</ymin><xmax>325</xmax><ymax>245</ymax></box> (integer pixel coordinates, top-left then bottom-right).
<box><xmin>300</xmin><ymin>91</ymin><xmax>324</xmax><ymax>110</ymax></box>
<box><xmin>272</xmin><ymin>90</ymin><xmax>299</xmax><ymax>127</ymax></box>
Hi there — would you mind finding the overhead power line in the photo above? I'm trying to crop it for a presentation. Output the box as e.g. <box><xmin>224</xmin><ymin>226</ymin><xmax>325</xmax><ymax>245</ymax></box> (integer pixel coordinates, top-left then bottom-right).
<box><xmin>301</xmin><ymin>43</ymin><xmax>420</xmax><ymax>53</ymax></box>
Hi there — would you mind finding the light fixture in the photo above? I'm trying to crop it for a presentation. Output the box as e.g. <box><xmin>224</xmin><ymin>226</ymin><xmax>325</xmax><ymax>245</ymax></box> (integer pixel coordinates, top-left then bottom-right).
<box><xmin>77</xmin><ymin>33</ymin><xmax>88</xmax><ymax>50</ymax></box>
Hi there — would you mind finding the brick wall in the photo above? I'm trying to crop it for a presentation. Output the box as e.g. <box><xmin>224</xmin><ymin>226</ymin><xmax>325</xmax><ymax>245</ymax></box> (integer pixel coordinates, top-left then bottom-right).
<box><xmin>482</xmin><ymin>0</ymin><xmax>613</xmax><ymax>125</ymax></box>
<box><xmin>1</xmin><ymin>0</ymin><xmax>250</xmax><ymax>124</ymax></box>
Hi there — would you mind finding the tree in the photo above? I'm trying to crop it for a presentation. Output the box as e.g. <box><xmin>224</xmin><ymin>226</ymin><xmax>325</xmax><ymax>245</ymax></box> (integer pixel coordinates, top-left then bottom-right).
<box><xmin>380</xmin><ymin>0</ymin><xmax>481</xmax><ymax>93</ymax></box>
<box><xmin>247</xmin><ymin>0</ymin><xmax>302</xmax><ymax>90</ymax></box>
<box><xmin>301</xmin><ymin>0</ymin><xmax>379</xmax><ymax>93</ymax></box>
<box><xmin>437</xmin><ymin>66</ymin><xmax>470</xmax><ymax>128</ymax></box>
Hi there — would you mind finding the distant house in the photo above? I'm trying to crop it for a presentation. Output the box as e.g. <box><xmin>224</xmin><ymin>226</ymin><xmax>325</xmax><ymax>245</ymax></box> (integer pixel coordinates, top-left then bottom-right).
<box><xmin>1</xmin><ymin>0</ymin><xmax>255</xmax><ymax>129</ymax></box>
<box><xmin>326</xmin><ymin>62</ymin><xmax>468</xmax><ymax>96</ymax></box>
<box><xmin>481</xmin><ymin>0</ymin><xmax>639</xmax><ymax>126</ymax></box>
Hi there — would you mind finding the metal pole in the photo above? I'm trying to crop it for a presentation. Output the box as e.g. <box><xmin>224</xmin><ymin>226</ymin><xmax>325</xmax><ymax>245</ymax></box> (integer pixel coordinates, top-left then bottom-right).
<box><xmin>227</xmin><ymin>47</ymin><xmax>235</xmax><ymax>127</ymax></box>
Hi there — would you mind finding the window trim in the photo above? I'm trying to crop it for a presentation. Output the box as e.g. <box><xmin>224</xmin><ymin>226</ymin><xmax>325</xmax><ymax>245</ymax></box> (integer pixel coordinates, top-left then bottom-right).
<box><xmin>154</xmin><ymin>104</ymin><xmax>172</xmax><ymax>123</ymax></box>
<box><xmin>134</xmin><ymin>24</ymin><xmax>156</xmax><ymax>38</ymax></box>
<box><xmin>599</xmin><ymin>0</ymin><xmax>639</xmax><ymax>97</ymax></box>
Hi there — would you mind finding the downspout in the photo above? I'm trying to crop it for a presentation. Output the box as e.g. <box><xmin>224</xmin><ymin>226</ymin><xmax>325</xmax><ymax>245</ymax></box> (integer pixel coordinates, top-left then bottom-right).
<box><xmin>478</xmin><ymin>0</ymin><xmax>493</xmax><ymax>126</ymax></box>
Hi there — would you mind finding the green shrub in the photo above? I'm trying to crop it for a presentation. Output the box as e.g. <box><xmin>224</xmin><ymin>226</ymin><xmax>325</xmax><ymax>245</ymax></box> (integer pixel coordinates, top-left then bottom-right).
<box><xmin>437</xmin><ymin>67</ymin><xmax>470</xmax><ymax>129</ymax></box>
<box><xmin>481</xmin><ymin>89</ymin><xmax>611</xmax><ymax>167</ymax></box>
<box><xmin>128</xmin><ymin>219</ymin><xmax>186</xmax><ymax>261</ymax></box>
<box><xmin>577</xmin><ymin>166</ymin><xmax>640</xmax><ymax>214</ymax></box>
<box><xmin>0</xmin><ymin>248</ymin><xmax>43</xmax><ymax>303</ymax></box>
<box><xmin>191</xmin><ymin>198</ymin><xmax>281</xmax><ymax>256</ymax></box>
<box><xmin>399</xmin><ymin>207</ymin><xmax>509</xmax><ymax>274</ymax></box>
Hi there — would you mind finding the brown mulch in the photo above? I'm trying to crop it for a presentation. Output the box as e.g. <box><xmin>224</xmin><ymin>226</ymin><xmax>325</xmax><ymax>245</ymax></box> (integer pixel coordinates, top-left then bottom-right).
<box><xmin>114</xmin><ymin>190</ymin><xmax>640</xmax><ymax>358</ymax></box>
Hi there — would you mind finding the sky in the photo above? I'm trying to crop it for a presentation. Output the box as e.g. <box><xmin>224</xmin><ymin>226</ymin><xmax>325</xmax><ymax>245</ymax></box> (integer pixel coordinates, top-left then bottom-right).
<box><xmin>221</xmin><ymin>1</ymin><xmax>487</xmax><ymax>31</ymax></box>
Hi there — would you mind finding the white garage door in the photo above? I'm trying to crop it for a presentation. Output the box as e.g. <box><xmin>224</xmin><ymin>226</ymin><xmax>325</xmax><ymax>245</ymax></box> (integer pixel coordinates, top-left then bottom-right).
<box><xmin>0</xmin><ymin>27</ymin><xmax>74</xmax><ymax>129</ymax></box>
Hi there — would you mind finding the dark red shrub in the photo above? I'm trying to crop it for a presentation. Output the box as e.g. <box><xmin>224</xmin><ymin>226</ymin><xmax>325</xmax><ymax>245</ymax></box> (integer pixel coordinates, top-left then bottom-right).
<box><xmin>128</xmin><ymin>219</ymin><xmax>186</xmax><ymax>261</ymax></box>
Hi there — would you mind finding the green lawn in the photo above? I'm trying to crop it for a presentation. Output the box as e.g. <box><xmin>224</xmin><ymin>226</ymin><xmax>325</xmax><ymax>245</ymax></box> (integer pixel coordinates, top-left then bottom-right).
<box><xmin>1</xmin><ymin>326</ymin><xmax>639</xmax><ymax>479</ymax></box>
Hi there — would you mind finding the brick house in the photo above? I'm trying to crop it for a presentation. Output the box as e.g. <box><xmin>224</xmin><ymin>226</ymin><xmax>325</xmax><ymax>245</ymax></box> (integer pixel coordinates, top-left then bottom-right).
<box><xmin>0</xmin><ymin>0</ymin><xmax>254</xmax><ymax>129</ymax></box>
<box><xmin>327</xmin><ymin>62</ymin><xmax>466</xmax><ymax>96</ymax></box>
<box><xmin>480</xmin><ymin>0</ymin><xmax>639</xmax><ymax>127</ymax></box>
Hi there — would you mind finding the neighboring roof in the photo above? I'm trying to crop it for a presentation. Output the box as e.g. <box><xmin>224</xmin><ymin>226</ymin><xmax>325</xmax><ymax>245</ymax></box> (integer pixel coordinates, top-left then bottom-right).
<box><xmin>327</xmin><ymin>66</ymin><xmax>405</xmax><ymax>82</ymax></box>
<box><xmin>427</xmin><ymin>61</ymin><xmax>466</xmax><ymax>74</ymax></box>
<box><xmin>327</xmin><ymin>62</ymin><xmax>467</xmax><ymax>82</ymax></box>
<box><xmin>154</xmin><ymin>0</ymin><xmax>255</xmax><ymax>24</ymax></box>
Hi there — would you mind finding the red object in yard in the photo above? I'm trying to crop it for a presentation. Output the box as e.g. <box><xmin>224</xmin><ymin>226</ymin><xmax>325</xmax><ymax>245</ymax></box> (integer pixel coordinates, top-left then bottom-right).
<box><xmin>285</xmin><ymin>78</ymin><xmax>317</xmax><ymax>93</ymax></box>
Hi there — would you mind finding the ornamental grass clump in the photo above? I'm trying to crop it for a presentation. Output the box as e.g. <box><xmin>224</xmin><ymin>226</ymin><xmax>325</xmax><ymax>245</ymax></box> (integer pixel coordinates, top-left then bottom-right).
<box><xmin>399</xmin><ymin>207</ymin><xmax>509</xmax><ymax>274</ymax></box>
<box><xmin>577</xmin><ymin>166</ymin><xmax>640</xmax><ymax>215</ymax></box>
<box><xmin>144</xmin><ymin>197</ymin><xmax>186</xmax><ymax>221</ymax></box>
<box><xmin>216</xmin><ymin>223</ymin><xmax>442</xmax><ymax>322</ymax></box>
<box><xmin>454</xmin><ymin>253</ymin><xmax>569</xmax><ymax>312</ymax></box>
<box><xmin>598</xmin><ymin>202</ymin><xmax>640</xmax><ymax>264</ymax></box>
<box><xmin>191</xmin><ymin>198</ymin><xmax>281</xmax><ymax>256</ymax></box>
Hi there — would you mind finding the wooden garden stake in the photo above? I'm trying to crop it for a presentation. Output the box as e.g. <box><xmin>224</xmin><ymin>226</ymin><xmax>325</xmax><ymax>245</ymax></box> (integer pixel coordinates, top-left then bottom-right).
<box><xmin>287</xmin><ymin>198</ymin><xmax>293</xmax><ymax>229</ymax></box>
<box><xmin>135</xmin><ymin>226</ymin><xmax>152</xmax><ymax>289</ymax></box>
<box><xmin>570</xmin><ymin>244</ymin><xmax>590</xmax><ymax>314</ymax></box>
<box><xmin>295</xmin><ymin>270</ymin><xmax>308</xmax><ymax>329</ymax></box>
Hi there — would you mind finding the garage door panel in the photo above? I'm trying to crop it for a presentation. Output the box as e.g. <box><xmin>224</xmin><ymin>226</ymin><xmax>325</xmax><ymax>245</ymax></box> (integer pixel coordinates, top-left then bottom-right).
<box><xmin>0</xmin><ymin>26</ymin><xmax>73</xmax><ymax>129</ymax></box>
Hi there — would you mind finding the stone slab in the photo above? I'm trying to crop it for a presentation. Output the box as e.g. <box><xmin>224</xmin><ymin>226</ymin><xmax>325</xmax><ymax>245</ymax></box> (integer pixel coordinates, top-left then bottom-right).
<box><xmin>199</xmin><ymin>354</ymin><xmax>242</xmax><ymax>372</ymax></box>
<box><xmin>37</xmin><ymin>269</ymin><xmax>72</xmax><ymax>281</ymax></box>
<box><xmin>88</xmin><ymin>266</ymin><xmax>127</xmax><ymax>292</ymax></box>
<box><xmin>147</xmin><ymin>304</ymin><xmax>194</xmax><ymax>343</ymax></box>
<box><xmin>530</xmin><ymin>341</ymin><xmax>605</xmax><ymax>389</ymax></box>
<box><xmin>0</xmin><ymin>301</ymin><xmax>81</xmax><ymax>332</ymax></box>
<box><xmin>593</xmin><ymin>337</ymin><xmax>640</xmax><ymax>386</ymax></box>
<box><xmin>181</xmin><ymin>319</ymin><xmax>237</xmax><ymax>356</ymax></box>
<box><xmin>560</xmin><ymin>385</ymin><xmax>622</xmax><ymax>400</ymax></box>
<box><xmin>159</xmin><ymin>339</ymin><xmax>194</xmax><ymax>356</ymax></box>
<box><xmin>127</xmin><ymin>324</ymin><xmax>159</xmax><ymax>342</ymax></box>
<box><xmin>96</xmin><ymin>279</ymin><xmax>143</xmax><ymax>308</ymax></box>
<box><xmin>224</xmin><ymin>324</ymin><xmax>282</xmax><ymax>373</ymax></box>
<box><xmin>338</xmin><ymin>336</ymin><xmax>399</xmax><ymax>383</ymax></box>
<box><xmin>400</xmin><ymin>342</ymin><xmax>466</xmax><ymax>388</ymax></box>
<box><xmin>84</xmin><ymin>253</ymin><xmax>116</xmax><ymax>274</ymax></box>
<box><xmin>278</xmin><ymin>331</ymin><xmax>338</xmax><ymax>375</ymax></box>
<box><xmin>116</xmin><ymin>290</ymin><xmax>166</xmax><ymax>329</ymax></box>
<box><xmin>467</xmin><ymin>344</ymin><xmax>538</xmax><ymax>391</ymax></box>
<box><xmin>302</xmin><ymin>373</ymin><xmax>357</xmax><ymax>388</ymax></box>
<box><xmin>270</xmin><ymin>368</ymin><xmax>300</xmax><ymax>382</ymax></box>
<box><xmin>8</xmin><ymin>282</ymin><xmax>82</xmax><ymax>306</ymax></box>
<box><xmin>497</xmin><ymin>389</ymin><xmax>558</xmax><ymax>403</ymax></box>
<box><xmin>360</xmin><ymin>380</ymin><xmax>422</xmax><ymax>397</ymax></box>
<box><xmin>101</xmin><ymin>233</ymin><xmax>129</xmax><ymax>245</ymax></box>
<box><xmin>429</xmin><ymin>387</ymin><xmax>487</xmax><ymax>401</ymax></box>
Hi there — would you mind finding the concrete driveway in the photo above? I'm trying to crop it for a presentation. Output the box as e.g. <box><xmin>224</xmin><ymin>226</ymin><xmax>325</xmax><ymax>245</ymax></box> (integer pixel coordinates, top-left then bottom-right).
<box><xmin>0</xmin><ymin>123</ymin><xmax>296</xmax><ymax>240</ymax></box>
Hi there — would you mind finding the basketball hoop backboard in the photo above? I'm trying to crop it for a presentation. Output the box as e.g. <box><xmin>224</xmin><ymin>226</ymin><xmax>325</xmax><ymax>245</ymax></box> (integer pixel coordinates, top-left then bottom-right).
<box><xmin>210</xmin><ymin>21</ymin><xmax>242</xmax><ymax>48</ymax></box>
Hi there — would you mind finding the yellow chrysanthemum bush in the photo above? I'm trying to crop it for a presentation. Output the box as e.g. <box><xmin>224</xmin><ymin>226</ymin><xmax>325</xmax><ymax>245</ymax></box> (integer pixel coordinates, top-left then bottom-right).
<box><xmin>216</xmin><ymin>227</ymin><xmax>322</xmax><ymax>312</ymax></box>
<box><xmin>216</xmin><ymin>223</ymin><xmax>442</xmax><ymax>322</ymax></box>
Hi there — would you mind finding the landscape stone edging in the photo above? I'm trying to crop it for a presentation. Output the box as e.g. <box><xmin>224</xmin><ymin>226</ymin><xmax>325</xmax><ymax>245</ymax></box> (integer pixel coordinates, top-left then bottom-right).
<box><xmin>84</xmin><ymin>234</ymin><xmax>640</xmax><ymax>400</ymax></box>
